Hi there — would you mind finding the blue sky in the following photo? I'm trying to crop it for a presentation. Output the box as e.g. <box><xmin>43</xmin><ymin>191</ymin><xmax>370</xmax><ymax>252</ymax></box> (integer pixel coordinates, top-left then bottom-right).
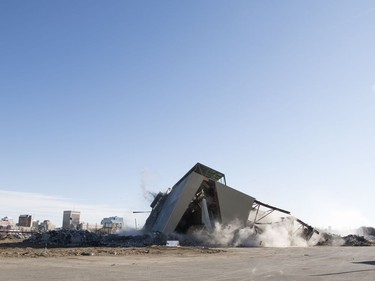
<box><xmin>1</xmin><ymin>1</ymin><xmax>374</xmax><ymax>229</ymax></box>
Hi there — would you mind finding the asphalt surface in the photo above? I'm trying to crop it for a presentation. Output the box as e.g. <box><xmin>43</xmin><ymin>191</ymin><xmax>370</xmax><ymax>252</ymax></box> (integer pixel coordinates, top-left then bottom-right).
<box><xmin>1</xmin><ymin>246</ymin><xmax>375</xmax><ymax>280</ymax></box>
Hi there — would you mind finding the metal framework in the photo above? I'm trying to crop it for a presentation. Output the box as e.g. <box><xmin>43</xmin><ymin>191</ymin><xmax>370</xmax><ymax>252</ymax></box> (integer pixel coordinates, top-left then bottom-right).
<box><xmin>173</xmin><ymin>163</ymin><xmax>226</xmax><ymax>188</ymax></box>
<box><xmin>251</xmin><ymin>199</ymin><xmax>290</xmax><ymax>224</ymax></box>
<box><xmin>249</xmin><ymin>199</ymin><xmax>319</xmax><ymax>240</ymax></box>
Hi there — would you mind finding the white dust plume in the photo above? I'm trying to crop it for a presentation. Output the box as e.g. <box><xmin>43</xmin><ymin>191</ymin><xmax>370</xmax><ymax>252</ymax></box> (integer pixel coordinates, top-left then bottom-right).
<box><xmin>191</xmin><ymin>216</ymin><xmax>321</xmax><ymax>247</ymax></box>
<box><xmin>140</xmin><ymin>170</ymin><xmax>158</xmax><ymax>203</ymax></box>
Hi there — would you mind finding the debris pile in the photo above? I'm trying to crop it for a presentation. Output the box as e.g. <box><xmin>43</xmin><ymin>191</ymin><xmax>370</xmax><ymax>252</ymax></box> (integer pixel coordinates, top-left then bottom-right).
<box><xmin>18</xmin><ymin>228</ymin><xmax>375</xmax><ymax>248</ymax></box>
<box><xmin>101</xmin><ymin>232</ymin><xmax>167</xmax><ymax>247</ymax></box>
<box><xmin>342</xmin><ymin>235</ymin><xmax>372</xmax><ymax>246</ymax></box>
<box><xmin>357</xmin><ymin>226</ymin><xmax>375</xmax><ymax>241</ymax></box>
<box><xmin>26</xmin><ymin>230</ymin><xmax>168</xmax><ymax>247</ymax></box>
<box><xmin>316</xmin><ymin>232</ymin><xmax>344</xmax><ymax>246</ymax></box>
<box><xmin>27</xmin><ymin>230</ymin><xmax>102</xmax><ymax>247</ymax></box>
<box><xmin>317</xmin><ymin>232</ymin><xmax>374</xmax><ymax>246</ymax></box>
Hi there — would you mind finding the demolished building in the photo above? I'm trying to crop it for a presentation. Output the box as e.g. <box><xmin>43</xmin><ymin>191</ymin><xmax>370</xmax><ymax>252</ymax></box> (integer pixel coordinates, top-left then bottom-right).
<box><xmin>144</xmin><ymin>163</ymin><xmax>317</xmax><ymax>242</ymax></box>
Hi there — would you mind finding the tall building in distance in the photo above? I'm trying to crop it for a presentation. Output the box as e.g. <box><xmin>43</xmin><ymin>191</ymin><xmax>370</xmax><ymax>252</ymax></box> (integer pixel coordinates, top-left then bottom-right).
<box><xmin>62</xmin><ymin>210</ymin><xmax>80</xmax><ymax>229</ymax></box>
<box><xmin>18</xmin><ymin>215</ymin><xmax>32</xmax><ymax>227</ymax></box>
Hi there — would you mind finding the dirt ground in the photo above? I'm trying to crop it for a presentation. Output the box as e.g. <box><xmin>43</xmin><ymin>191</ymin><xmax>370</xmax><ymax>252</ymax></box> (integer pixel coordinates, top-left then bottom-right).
<box><xmin>2</xmin><ymin>239</ymin><xmax>375</xmax><ymax>281</ymax></box>
<box><xmin>0</xmin><ymin>238</ymin><xmax>223</xmax><ymax>258</ymax></box>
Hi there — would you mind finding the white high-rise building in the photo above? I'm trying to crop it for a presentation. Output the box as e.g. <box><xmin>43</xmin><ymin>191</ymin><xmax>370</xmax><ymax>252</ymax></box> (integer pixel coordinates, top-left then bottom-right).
<box><xmin>62</xmin><ymin>210</ymin><xmax>80</xmax><ymax>229</ymax></box>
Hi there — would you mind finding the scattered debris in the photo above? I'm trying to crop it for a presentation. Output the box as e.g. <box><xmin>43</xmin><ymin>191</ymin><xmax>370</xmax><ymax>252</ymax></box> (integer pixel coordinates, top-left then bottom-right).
<box><xmin>316</xmin><ymin>232</ymin><xmax>345</xmax><ymax>246</ymax></box>
<box><xmin>22</xmin><ymin>228</ymin><xmax>375</xmax><ymax>249</ymax></box>
<box><xmin>0</xmin><ymin>244</ymin><xmax>224</xmax><ymax>258</ymax></box>
<box><xmin>317</xmin><ymin>232</ymin><xmax>374</xmax><ymax>246</ymax></box>
<box><xmin>24</xmin><ymin>229</ymin><xmax>175</xmax><ymax>248</ymax></box>
<box><xmin>342</xmin><ymin>235</ymin><xmax>372</xmax><ymax>246</ymax></box>
<box><xmin>27</xmin><ymin>230</ymin><xmax>102</xmax><ymax>247</ymax></box>
<box><xmin>357</xmin><ymin>226</ymin><xmax>375</xmax><ymax>242</ymax></box>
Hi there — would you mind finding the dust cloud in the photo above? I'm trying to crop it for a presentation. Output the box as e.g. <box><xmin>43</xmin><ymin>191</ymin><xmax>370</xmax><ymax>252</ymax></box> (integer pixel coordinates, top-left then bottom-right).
<box><xmin>140</xmin><ymin>170</ymin><xmax>158</xmax><ymax>203</ymax></box>
<box><xmin>191</xmin><ymin>217</ymin><xmax>321</xmax><ymax>247</ymax></box>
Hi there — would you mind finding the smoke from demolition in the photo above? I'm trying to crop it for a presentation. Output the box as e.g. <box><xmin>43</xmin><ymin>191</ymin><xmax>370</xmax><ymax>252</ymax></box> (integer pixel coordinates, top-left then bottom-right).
<box><xmin>21</xmin><ymin>163</ymin><xmax>375</xmax><ymax>248</ymax></box>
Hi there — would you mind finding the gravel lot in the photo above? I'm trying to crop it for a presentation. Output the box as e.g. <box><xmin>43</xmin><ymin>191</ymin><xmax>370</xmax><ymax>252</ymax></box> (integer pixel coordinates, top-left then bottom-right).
<box><xmin>1</xmin><ymin>239</ymin><xmax>375</xmax><ymax>281</ymax></box>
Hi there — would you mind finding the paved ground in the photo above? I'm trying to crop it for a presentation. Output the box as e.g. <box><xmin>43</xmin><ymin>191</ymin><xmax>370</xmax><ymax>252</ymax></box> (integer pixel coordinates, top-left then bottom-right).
<box><xmin>1</xmin><ymin>246</ymin><xmax>375</xmax><ymax>280</ymax></box>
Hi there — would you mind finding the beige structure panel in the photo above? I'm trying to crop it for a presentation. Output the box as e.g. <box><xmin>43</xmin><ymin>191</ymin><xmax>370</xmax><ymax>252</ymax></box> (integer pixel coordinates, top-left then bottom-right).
<box><xmin>153</xmin><ymin>172</ymin><xmax>205</xmax><ymax>234</ymax></box>
<box><xmin>215</xmin><ymin>182</ymin><xmax>255</xmax><ymax>226</ymax></box>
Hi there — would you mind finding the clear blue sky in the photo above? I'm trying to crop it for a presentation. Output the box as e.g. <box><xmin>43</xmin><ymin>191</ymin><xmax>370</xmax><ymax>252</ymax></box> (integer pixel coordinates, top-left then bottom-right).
<box><xmin>1</xmin><ymin>1</ymin><xmax>374</xmax><ymax>229</ymax></box>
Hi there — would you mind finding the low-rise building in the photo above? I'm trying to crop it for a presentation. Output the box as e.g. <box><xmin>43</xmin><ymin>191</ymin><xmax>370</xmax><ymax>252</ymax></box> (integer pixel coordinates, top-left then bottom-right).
<box><xmin>0</xmin><ymin>217</ymin><xmax>15</xmax><ymax>230</ymax></box>
<box><xmin>62</xmin><ymin>210</ymin><xmax>80</xmax><ymax>229</ymax></box>
<box><xmin>39</xmin><ymin>220</ymin><xmax>55</xmax><ymax>231</ymax></box>
<box><xmin>101</xmin><ymin>216</ymin><xmax>124</xmax><ymax>234</ymax></box>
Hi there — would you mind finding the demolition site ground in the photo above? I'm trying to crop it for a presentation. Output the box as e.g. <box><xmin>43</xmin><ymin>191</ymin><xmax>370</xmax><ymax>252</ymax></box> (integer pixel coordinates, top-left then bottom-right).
<box><xmin>1</xmin><ymin>231</ymin><xmax>375</xmax><ymax>281</ymax></box>
<box><xmin>1</xmin><ymin>238</ymin><xmax>375</xmax><ymax>281</ymax></box>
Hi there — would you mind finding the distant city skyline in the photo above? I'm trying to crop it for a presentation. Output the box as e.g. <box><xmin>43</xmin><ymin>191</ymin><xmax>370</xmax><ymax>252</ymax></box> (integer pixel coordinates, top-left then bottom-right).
<box><xmin>0</xmin><ymin>190</ymin><xmax>149</xmax><ymax>228</ymax></box>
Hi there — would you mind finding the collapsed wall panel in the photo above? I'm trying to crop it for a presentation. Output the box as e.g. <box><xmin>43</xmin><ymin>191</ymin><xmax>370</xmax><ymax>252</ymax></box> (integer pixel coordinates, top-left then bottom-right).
<box><xmin>215</xmin><ymin>182</ymin><xmax>255</xmax><ymax>226</ymax></box>
<box><xmin>151</xmin><ymin>172</ymin><xmax>205</xmax><ymax>234</ymax></box>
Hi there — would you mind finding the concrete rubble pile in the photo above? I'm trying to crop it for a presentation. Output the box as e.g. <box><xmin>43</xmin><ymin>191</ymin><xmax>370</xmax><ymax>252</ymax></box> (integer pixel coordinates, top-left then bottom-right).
<box><xmin>317</xmin><ymin>232</ymin><xmax>374</xmax><ymax>246</ymax></box>
<box><xmin>25</xmin><ymin>229</ymin><xmax>375</xmax><ymax>248</ymax></box>
<box><xmin>342</xmin><ymin>234</ymin><xmax>372</xmax><ymax>246</ymax></box>
<box><xmin>27</xmin><ymin>230</ymin><xmax>102</xmax><ymax>247</ymax></box>
<box><xmin>357</xmin><ymin>226</ymin><xmax>375</xmax><ymax>241</ymax></box>
<box><xmin>26</xmin><ymin>230</ymin><xmax>169</xmax><ymax>247</ymax></box>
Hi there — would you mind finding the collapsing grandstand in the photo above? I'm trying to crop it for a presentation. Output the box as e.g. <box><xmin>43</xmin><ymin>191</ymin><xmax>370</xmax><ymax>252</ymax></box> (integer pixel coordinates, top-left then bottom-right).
<box><xmin>144</xmin><ymin>163</ymin><xmax>318</xmax><ymax>240</ymax></box>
